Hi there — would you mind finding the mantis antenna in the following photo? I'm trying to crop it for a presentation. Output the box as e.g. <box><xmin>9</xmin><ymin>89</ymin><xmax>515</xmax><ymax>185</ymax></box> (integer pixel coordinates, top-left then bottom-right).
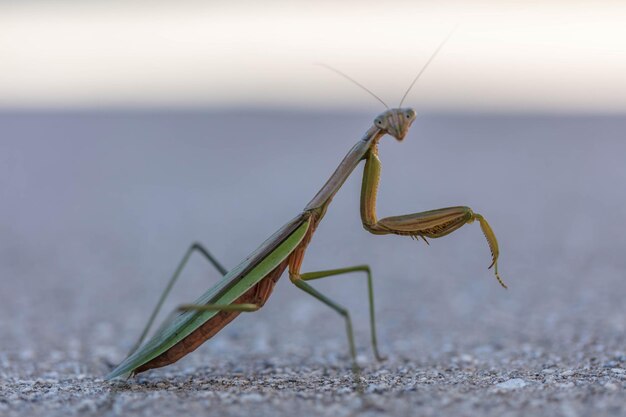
<box><xmin>398</xmin><ymin>25</ymin><xmax>458</xmax><ymax>107</ymax></box>
<box><xmin>317</xmin><ymin>63</ymin><xmax>389</xmax><ymax>109</ymax></box>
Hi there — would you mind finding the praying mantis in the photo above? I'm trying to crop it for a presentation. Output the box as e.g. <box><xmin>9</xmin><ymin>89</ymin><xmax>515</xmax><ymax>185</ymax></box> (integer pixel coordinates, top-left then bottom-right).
<box><xmin>106</xmin><ymin>34</ymin><xmax>506</xmax><ymax>381</ymax></box>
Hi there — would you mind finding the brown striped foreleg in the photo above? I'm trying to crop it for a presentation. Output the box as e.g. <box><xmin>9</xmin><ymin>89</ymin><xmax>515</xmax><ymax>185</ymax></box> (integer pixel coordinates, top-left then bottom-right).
<box><xmin>359</xmin><ymin>147</ymin><xmax>506</xmax><ymax>288</ymax></box>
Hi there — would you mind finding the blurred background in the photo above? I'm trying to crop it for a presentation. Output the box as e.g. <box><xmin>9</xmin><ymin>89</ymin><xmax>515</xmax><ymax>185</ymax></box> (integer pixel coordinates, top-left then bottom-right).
<box><xmin>2</xmin><ymin>1</ymin><xmax>626</xmax><ymax>112</ymax></box>
<box><xmin>0</xmin><ymin>1</ymin><xmax>625</xmax><ymax>415</ymax></box>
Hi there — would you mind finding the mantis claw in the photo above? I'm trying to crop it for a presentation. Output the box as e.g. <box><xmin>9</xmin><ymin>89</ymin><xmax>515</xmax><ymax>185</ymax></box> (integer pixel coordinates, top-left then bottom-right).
<box><xmin>493</xmin><ymin>267</ymin><xmax>507</xmax><ymax>289</ymax></box>
<box><xmin>473</xmin><ymin>213</ymin><xmax>507</xmax><ymax>289</ymax></box>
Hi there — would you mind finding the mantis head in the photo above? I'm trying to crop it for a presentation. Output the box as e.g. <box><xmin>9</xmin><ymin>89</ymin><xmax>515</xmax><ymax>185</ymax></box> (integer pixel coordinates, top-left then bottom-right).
<box><xmin>321</xmin><ymin>28</ymin><xmax>454</xmax><ymax>143</ymax></box>
<box><xmin>373</xmin><ymin>108</ymin><xmax>417</xmax><ymax>141</ymax></box>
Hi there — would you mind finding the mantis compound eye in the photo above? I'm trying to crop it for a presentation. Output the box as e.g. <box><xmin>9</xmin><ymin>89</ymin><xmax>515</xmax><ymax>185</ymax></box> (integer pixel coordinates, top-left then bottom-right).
<box><xmin>405</xmin><ymin>109</ymin><xmax>416</xmax><ymax>119</ymax></box>
<box><xmin>374</xmin><ymin>118</ymin><xmax>385</xmax><ymax>128</ymax></box>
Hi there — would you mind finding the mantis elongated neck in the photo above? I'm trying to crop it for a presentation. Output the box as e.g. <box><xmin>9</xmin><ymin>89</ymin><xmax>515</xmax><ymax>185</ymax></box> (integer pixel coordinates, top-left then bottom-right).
<box><xmin>304</xmin><ymin>125</ymin><xmax>383</xmax><ymax>213</ymax></box>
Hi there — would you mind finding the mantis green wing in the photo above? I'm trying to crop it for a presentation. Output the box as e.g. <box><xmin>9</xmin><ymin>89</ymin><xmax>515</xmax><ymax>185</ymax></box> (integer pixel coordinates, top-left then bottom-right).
<box><xmin>106</xmin><ymin>213</ymin><xmax>312</xmax><ymax>380</ymax></box>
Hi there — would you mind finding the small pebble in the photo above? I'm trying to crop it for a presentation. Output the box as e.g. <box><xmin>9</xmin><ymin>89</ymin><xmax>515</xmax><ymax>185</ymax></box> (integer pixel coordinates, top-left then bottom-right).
<box><xmin>495</xmin><ymin>378</ymin><xmax>528</xmax><ymax>390</ymax></box>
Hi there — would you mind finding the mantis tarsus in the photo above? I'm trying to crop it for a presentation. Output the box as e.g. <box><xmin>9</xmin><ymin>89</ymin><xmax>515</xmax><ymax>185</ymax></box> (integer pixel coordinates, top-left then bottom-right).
<box><xmin>106</xmin><ymin>35</ymin><xmax>506</xmax><ymax>381</ymax></box>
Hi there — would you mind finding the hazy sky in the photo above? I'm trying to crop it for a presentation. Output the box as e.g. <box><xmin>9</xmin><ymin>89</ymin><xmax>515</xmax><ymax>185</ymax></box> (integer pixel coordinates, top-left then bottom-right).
<box><xmin>2</xmin><ymin>1</ymin><xmax>626</xmax><ymax>112</ymax></box>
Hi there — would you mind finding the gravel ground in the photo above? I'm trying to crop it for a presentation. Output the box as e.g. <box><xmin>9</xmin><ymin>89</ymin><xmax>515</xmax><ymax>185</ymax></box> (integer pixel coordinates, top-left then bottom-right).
<box><xmin>1</xmin><ymin>111</ymin><xmax>625</xmax><ymax>416</ymax></box>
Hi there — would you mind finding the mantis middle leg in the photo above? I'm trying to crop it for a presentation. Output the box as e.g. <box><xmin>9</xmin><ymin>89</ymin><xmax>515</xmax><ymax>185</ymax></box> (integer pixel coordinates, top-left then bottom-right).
<box><xmin>360</xmin><ymin>147</ymin><xmax>506</xmax><ymax>288</ymax></box>
<box><xmin>288</xmin><ymin>246</ymin><xmax>384</xmax><ymax>372</ymax></box>
<box><xmin>298</xmin><ymin>265</ymin><xmax>384</xmax><ymax>361</ymax></box>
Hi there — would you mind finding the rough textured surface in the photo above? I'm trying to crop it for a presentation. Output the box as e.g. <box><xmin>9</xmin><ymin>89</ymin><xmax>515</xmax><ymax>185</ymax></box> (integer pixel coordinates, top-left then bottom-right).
<box><xmin>1</xmin><ymin>111</ymin><xmax>625</xmax><ymax>416</ymax></box>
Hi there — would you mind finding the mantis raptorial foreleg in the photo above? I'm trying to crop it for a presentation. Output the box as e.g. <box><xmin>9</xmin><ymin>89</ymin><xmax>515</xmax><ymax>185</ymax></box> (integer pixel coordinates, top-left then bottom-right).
<box><xmin>360</xmin><ymin>147</ymin><xmax>506</xmax><ymax>289</ymax></box>
<box><xmin>129</xmin><ymin>242</ymin><xmax>228</xmax><ymax>355</ymax></box>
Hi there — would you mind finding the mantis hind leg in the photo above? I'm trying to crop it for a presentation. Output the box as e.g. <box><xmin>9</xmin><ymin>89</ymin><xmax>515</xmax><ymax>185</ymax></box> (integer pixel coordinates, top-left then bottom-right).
<box><xmin>129</xmin><ymin>242</ymin><xmax>228</xmax><ymax>356</ymax></box>
<box><xmin>300</xmin><ymin>265</ymin><xmax>384</xmax><ymax>361</ymax></box>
